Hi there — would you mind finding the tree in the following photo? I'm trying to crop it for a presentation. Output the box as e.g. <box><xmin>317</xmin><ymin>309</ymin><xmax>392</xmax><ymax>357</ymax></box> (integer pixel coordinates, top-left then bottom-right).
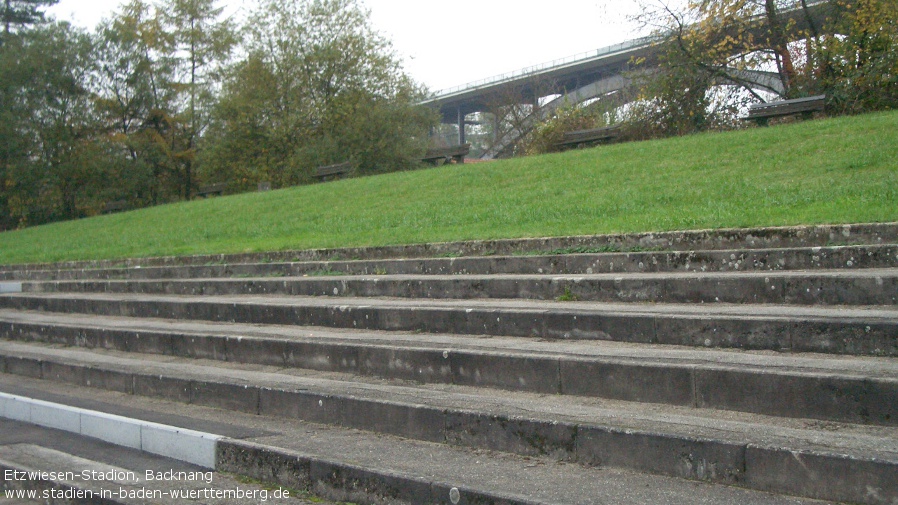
<box><xmin>0</xmin><ymin>34</ymin><xmax>31</xmax><ymax>228</ymax></box>
<box><xmin>91</xmin><ymin>0</ymin><xmax>236</xmax><ymax>204</ymax></box>
<box><xmin>635</xmin><ymin>0</ymin><xmax>825</xmax><ymax>98</ymax></box>
<box><xmin>479</xmin><ymin>74</ymin><xmax>560</xmax><ymax>158</ymax></box>
<box><xmin>625</xmin><ymin>35</ymin><xmax>748</xmax><ymax>138</ymax></box>
<box><xmin>0</xmin><ymin>22</ymin><xmax>104</xmax><ymax>227</ymax></box>
<box><xmin>0</xmin><ymin>0</ymin><xmax>437</xmax><ymax>229</ymax></box>
<box><xmin>203</xmin><ymin>0</ymin><xmax>434</xmax><ymax>190</ymax></box>
<box><xmin>624</xmin><ymin>0</ymin><xmax>846</xmax><ymax>137</ymax></box>
<box><xmin>822</xmin><ymin>0</ymin><xmax>898</xmax><ymax>112</ymax></box>
<box><xmin>523</xmin><ymin>96</ymin><xmax>631</xmax><ymax>155</ymax></box>
<box><xmin>94</xmin><ymin>0</ymin><xmax>173</xmax><ymax>139</ymax></box>
<box><xmin>629</xmin><ymin>0</ymin><xmax>898</xmax><ymax>135</ymax></box>
<box><xmin>93</xmin><ymin>0</ymin><xmax>179</xmax><ymax>206</ymax></box>
<box><xmin>1</xmin><ymin>0</ymin><xmax>57</xmax><ymax>42</ymax></box>
<box><xmin>161</xmin><ymin>0</ymin><xmax>235</xmax><ymax>198</ymax></box>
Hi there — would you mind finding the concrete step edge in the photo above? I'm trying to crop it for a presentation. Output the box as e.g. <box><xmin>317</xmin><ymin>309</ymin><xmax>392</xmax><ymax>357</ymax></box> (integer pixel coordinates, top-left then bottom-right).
<box><xmin>1</xmin><ymin>349</ymin><xmax>896</xmax><ymax>505</ymax></box>
<box><xmin>5</xmin><ymin>384</ymin><xmax>838</xmax><ymax>505</ymax></box>
<box><xmin>216</xmin><ymin>439</ymin><xmax>543</xmax><ymax>505</ymax></box>
<box><xmin>2</xmin><ymin>292</ymin><xmax>895</xmax><ymax>356</ymax></box>
<box><xmin>22</xmin><ymin>268</ymin><xmax>898</xmax><ymax>306</ymax></box>
<box><xmin>0</xmin><ymin>348</ymin><xmax>898</xmax><ymax>503</ymax></box>
<box><xmin>0</xmin><ymin>405</ymin><xmax>531</xmax><ymax>505</ymax></box>
<box><xmin>2</xmin><ymin>243</ymin><xmax>897</xmax><ymax>281</ymax></box>
<box><xmin>1</xmin><ymin>222</ymin><xmax>895</xmax><ymax>273</ymax></box>
<box><xmin>2</xmin><ymin>315</ymin><xmax>897</xmax><ymax>426</ymax></box>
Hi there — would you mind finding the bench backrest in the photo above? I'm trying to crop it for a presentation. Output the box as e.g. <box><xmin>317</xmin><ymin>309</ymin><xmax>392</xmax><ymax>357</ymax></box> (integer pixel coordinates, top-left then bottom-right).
<box><xmin>102</xmin><ymin>200</ymin><xmax>128</xmax><ymax>214</ymax></box>
<box><xmin>422</xmin><ymin>144</ymin><xmax>471</xmax><ymax>161</ymax></box>
<box><xmin>197</xmin><ymin>183</ymin><xmax>227</xmax><ymax>196</ymax></box>
<box><xmin>557</xmin><ymin>124</ymin><xmax>622</xmax><ymax>147</ymax></box>
<box><xmin>747</xmin><ymin>95</ymin><xmax>826</xmax><ymax>119</ymax></box>
<box><xmin>315</xmin><ymin>162</ymin><xmax>352</xmax><ymax>178</ymax></box>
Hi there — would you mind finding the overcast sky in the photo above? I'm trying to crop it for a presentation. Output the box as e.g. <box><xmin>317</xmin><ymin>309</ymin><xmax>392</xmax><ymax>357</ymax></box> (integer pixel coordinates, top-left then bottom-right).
<box><xmin>47</xmin><ymin>0</ymin><xmax>644</xmax><ymax>92</ymax></box>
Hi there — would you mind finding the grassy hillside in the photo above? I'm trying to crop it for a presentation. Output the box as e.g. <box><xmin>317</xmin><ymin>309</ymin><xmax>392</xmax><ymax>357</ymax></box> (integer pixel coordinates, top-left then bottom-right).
<box><xmin>1</xmin><ymin>111</ymin><xmax>896</xmax><ymax>265</ymax></box>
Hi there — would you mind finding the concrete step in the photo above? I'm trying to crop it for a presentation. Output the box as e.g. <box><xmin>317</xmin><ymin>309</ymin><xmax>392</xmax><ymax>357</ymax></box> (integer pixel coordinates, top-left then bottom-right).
<box><xmin>0</xmin><ymin>344</ymin><xmax>895</xmax><ymax>504</ymax></box>
<box><xmin>1</xmin><ymin>222</ymin><xmax>895</xmax><ymax>274</ymax></box>
<box><xmin>1</xmin><ymin>310</ymin><xmax>896</xmax><ymax>426</ymax></box>
<box><xmin>20</xmin><ymin>268</ymin><xmax>898</xmax><ymax>306</ymax></box>
<box><xmin>1</xmin><ymin>292</ymin><xmax>896</xmax><ymax>356</ymax></box>
<box><xmin>0</xmin><ymin>376</ymin><xmax>845</xmax><ymax>505</ymax></box>
<box><xmin>2</xmin><ymin>243</ymin><xmax>896</xmax><ymax>282</ymax></box>
<box><xmin>1</xmin><ymin>225</ymin><xmax>894</xmax><ymax>504</ymax></box>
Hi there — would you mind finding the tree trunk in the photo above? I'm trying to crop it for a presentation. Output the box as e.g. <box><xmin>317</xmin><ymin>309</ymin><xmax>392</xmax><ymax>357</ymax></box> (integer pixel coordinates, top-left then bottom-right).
<box><xmin>766</xmin><ymin>0</ymin><xmax>796</xmax><ymax>97</ymax></box>
<box><xmin>4</xmin><ymin>0</ymin><xmax>11</xmax><ymax>37</ymax></box>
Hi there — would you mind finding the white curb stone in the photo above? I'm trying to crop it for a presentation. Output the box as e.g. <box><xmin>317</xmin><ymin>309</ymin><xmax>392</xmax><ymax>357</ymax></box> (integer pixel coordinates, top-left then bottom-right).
<box><xmin>0</xmin><ymin>392</ymin><xmax>220</xmax><ymax>468</ymax></box>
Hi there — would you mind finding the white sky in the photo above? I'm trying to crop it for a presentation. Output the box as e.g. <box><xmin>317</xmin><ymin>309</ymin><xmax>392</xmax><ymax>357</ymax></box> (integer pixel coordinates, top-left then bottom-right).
<box><xmin>47</xmin><ymin>0</ymin><xmax>643</xmax><ymax>92</ymax></box>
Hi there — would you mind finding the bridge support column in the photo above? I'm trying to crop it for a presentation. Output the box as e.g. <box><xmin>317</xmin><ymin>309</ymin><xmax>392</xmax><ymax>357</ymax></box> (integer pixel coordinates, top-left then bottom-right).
<box><xmin>457</xmin><ymin>107</ymin><xmax>466</xmax><ymax>145</ymax></box>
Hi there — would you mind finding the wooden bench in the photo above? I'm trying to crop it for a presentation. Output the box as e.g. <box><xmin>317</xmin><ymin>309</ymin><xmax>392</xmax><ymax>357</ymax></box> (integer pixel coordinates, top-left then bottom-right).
<box><xmin>422</xmin><ymin>144</ymin><xmax>470</xmax><ymax>165</ymax></box>
<box><xmin>556</xmin><ymin>124</ymin><xmax>622</xmax><ymax>149</ymax></box>
<box><xmin>196</xmin><ymin>183</ymin><xmax>227</xmax><ymax>198</ymax></box>
<box><xmin>315</xmin><ymin>162</ymin><xmax>352</xmax><ymax>182</ymax></box>
<box><xmin>744</xmin><ymin>95</ymin><xmax>826</xmax><ymax>126</ymax></box>
<box><xmin>102</xmin><ymin>200</ymin><xmax>128</xmax><ymax>214</ymax></box>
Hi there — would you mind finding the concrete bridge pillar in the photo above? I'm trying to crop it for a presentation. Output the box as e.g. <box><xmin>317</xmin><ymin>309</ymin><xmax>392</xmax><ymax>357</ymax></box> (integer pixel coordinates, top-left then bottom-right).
<box><xmin>457</xmin><ymin>107</ymin><xmax>466</xmax><ymax>145</ymax></box>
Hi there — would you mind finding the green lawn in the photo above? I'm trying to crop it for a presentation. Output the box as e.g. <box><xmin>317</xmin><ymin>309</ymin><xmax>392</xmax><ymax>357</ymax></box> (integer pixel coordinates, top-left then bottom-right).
<box><xmin>1</xmin><ymin>111</ymin><xmax>896</xmax><ymax>265</ymax></box>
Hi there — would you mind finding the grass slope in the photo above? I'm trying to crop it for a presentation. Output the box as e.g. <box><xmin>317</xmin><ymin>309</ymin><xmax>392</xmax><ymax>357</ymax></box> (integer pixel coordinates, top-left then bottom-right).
<box><xmin>1</xmin><ymin>111</ymin><xmax>896</xmax><ymax>265</ymax></box>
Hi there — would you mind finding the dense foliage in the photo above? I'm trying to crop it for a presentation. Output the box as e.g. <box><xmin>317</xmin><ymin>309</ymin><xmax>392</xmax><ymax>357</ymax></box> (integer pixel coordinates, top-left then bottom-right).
<box><xmin>1</xmin><ymin>0</ymin><xmax>57</xmax><ymax>39</ymax></box>
<box><xmin>626</xmin><ymin>0</ymin><xmax>898</xmax><ymax>135</ymax></box>
<box><xmin>0</xmin><ymin>0</ymin><xmax>434</xmax><ymax>230</ymax></box>
<box><xmin>202</xmin><ymin>0</ymin><xmax>433</xmax><ymax>191</ymax></box>
<box><xmin>524</xmin><ymin>0</ymin><xmax>898</xmax><ymax>152</ymax></box>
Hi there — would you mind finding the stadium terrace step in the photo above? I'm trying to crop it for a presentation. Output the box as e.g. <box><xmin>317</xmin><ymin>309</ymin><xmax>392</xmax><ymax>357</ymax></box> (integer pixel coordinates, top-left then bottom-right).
<box><xmin>1</xmin><ymin>243</ymin><xmax>896</xmax><ymax>282</ymax></box>
<box><xmin>1</xmin><ymin>221</ymin><xmax>895</xmax><ymax>274</ymax></box>
<box><xmin>0</xmin><ymin>292</ymin><xmax>896</xmax><ymax>356</ymax></box>
<box><xmin>0</xmin><ymin>310</ymin><xmax>896</xmax><ymax>426</ymax></box>
<box><xmin>19</xmin><ymin>268</ymin><xmax>898</xmax><ymax>306</ymax></box>
<box><xmin>0</xmin><ymin>342</ymin><xmax>896</xmax><ymax>505</ymax></box>
<box><xmin>1</xmin><ymin>223</ymin><xmax>897</xmax><ymax>504</ymax></box>
<box><xmin>0</xmin><ymin>377</ymin><xmax>845</xmax><ymax>505</ymax></box>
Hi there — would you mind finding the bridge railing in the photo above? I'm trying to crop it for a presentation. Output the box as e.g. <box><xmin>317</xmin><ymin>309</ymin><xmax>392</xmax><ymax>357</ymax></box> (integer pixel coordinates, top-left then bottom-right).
<box><xmin>425</xmin><ymin>0</ymin><xmax>830</xmax><ymax>103</ymax></box>
<box><xmin>428</xmin><ymin>35</ymin><xmax>658</xmax><ymax>100</ymax></box>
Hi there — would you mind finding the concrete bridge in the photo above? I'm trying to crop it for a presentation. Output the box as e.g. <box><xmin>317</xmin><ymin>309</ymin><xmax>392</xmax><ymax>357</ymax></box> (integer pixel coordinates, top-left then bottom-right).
<box><xmin>421</xmin><ymin>0</ymin><xmax>832</xmax><ymax>158</ymax></box>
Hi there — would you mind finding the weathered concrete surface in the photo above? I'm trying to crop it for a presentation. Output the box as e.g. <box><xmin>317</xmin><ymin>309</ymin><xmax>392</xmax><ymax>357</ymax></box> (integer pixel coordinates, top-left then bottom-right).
<box><xmin>22</xmin><ymin>268</ymin><xmax>898</xmax><ymax>306</ymax></box>
<box><xmin>0</xmin><ymin>420</ymin><xmax>322</xmax><ymax>505</ymax></box>
<box><xmin>2</xmin><ymin>244</ymin><xmax>897</xmax><ymax>282</ymax></box>
<box><xmin>1</xmin><ymin>292</ymin><xmax>896</xmax><ymax>356</ymax></box>
<box><xmin>0</xmin><ymin>378</ymin><xmax>844</xmax><ymax>505</ymax></box>
<box><xmin>0</xmin><ymin>223</ymin><xmax>895</xmax><ymax>504</ymax></box>
<box><xmin>1</xmin><ymin>310</ymin><xmax>897</xmax><ymax>425</ymax></box>
<box><xmin>1</xmin><ymin>360</ymin><xmax>893</xmax><ymax>504</ymax></box>
<box><xmin>2</xmin><ymin>222</ymin><xmax>896</xmax><ymax>273</ymax></box>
